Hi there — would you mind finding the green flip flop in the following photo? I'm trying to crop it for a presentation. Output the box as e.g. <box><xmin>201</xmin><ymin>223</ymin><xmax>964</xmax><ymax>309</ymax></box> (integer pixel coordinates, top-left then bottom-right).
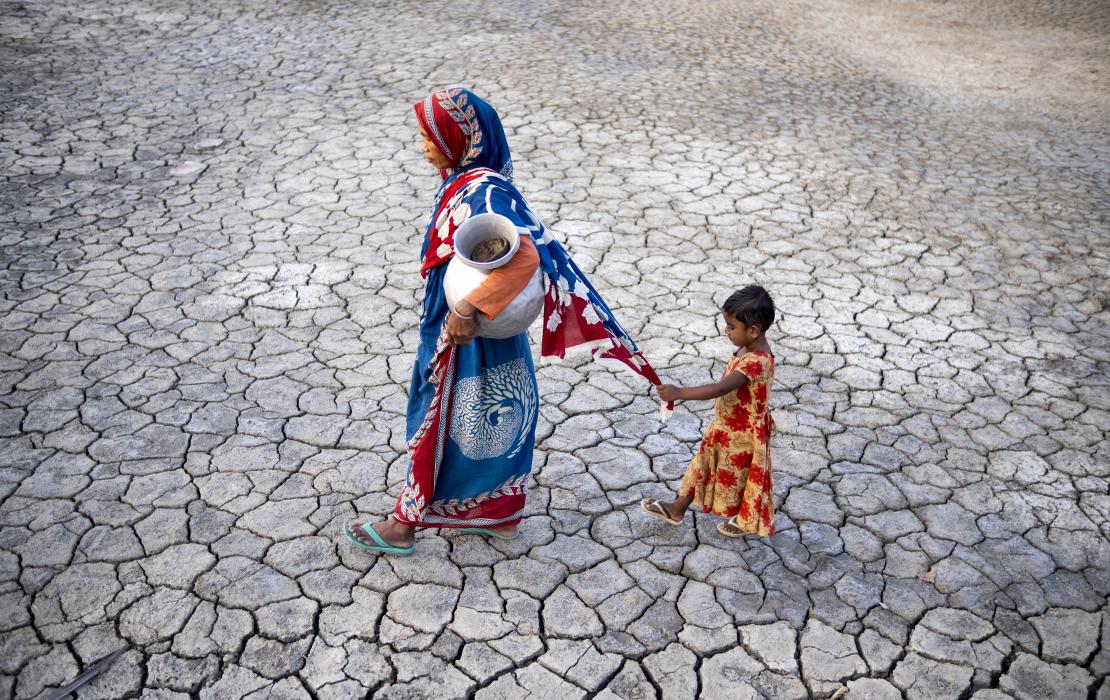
<box><xmin>344</xmin><ymin>520</ymin><xmax>415</xmax><ymax>556</ymax></box>
<box><xmin>456</xmin><ymin>527</ymin><xmax>519</xmax><ymax>541</ymax></box>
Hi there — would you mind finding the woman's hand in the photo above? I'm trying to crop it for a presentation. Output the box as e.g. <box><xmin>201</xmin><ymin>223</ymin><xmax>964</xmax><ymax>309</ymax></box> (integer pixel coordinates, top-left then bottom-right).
<box><xmin>656</xmin><ymin>384</ymin><xmax>682</xmax><ymax>403</ymax></box>
<box><xmin>447</xmin><ymin>302</ymin><xmax>480</xmax><ymax>346</ymax></box>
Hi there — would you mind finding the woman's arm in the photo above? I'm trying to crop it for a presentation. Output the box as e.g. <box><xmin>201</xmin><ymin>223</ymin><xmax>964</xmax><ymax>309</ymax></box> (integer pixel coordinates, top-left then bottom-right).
<box><xmin>446</xmin><ymin>236</ymin><xmax>540</xmax><ymax>346</ymax></box>
<box><xmin>463</xmin><ymin>235</ymin><xmax>540</xmax><ymax>320</ymax></box>
<box><xmin>656</xmin><ymin>370</ymin><xmax>749</xmax><ymax>402</ymax></box>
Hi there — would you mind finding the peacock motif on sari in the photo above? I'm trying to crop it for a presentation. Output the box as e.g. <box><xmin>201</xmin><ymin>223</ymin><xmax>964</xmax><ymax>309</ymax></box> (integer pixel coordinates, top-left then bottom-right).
<box><xmin>449</xmin><ymin>357</ymin><xmax>536</xmax><ymax>461</ymax></box>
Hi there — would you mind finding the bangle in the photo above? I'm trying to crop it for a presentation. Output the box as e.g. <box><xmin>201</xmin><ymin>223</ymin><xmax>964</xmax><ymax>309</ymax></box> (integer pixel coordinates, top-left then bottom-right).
<box><xmin>452</xmin><ymin>308</ymin><xmax>475</xmax><ymax>321</ymax></box>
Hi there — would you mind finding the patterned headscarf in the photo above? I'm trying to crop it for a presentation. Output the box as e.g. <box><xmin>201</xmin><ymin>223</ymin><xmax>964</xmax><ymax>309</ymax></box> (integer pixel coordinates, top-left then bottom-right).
<box><xmin>413</xmin><ymin>87</ymin><xmax>514</xmax><ymax>181</ymax></box>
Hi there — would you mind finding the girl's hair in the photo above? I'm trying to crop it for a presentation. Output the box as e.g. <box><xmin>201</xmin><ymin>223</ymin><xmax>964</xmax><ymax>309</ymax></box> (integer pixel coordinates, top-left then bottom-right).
<box><xmin>723</xmin><ymin>285</ymin><xmax>775</xmax><ymax>332</ymax></box>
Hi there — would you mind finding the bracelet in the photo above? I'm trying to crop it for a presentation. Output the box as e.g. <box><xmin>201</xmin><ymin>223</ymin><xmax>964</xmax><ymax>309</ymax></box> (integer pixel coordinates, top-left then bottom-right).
<box><xmin>451</xmin><ymin>308</ymin><xmax>475</xmax><ymax>321</ymax></box>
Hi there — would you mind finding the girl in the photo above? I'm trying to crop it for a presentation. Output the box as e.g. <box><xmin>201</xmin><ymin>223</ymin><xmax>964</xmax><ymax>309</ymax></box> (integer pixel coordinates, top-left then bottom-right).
<box><xmin>642</xmin><ymin>285</ymin><xmax>777</xmax><ymax>537</ymax></box>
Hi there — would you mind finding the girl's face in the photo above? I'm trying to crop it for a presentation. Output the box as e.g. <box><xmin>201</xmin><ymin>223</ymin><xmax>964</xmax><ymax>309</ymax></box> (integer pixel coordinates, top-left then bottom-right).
<box><xmin>418</xmin><ymin>121</ymin><xmax>453</xmax><ymax>170</ymax></box>
<box><xmin>722</xmin><ymin>311</ymin><xmax>761</xmax><ymax>348</ymax></box>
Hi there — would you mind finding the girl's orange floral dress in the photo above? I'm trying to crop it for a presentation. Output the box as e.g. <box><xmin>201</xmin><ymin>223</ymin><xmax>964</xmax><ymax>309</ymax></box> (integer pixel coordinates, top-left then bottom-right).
<box><xmin>678</xmin><ymin>350</ymin><xmax>775</xmax><ymax>536</ymax></box>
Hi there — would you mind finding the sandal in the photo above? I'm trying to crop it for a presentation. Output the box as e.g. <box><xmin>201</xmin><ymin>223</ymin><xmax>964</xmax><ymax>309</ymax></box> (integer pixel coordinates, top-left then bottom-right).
<box><xmin>343</xmin><ymin>520</ymin><xmax>415</xmax><ymax>556</ymax></box>
<box><xmin>455</xmin><ymin>527</ymin><xmax>519</xmax><ymax>541</ymax></box>
<box><xmin>716</xmin><ymin>518</ymin><xmax>748</xmax><ymax>538</ymax></box>
<box><xmin>641</xmin><ymin>498</ymin><xmax>682</xmax><ymax>525</ymax></box>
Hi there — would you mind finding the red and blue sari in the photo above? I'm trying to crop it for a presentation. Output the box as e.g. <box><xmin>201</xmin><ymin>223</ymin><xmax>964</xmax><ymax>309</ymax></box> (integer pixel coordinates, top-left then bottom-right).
<box><xmin>395</xmin><ymin>88</ymin><xmax>663</xmax><ymax>528</ymax></box>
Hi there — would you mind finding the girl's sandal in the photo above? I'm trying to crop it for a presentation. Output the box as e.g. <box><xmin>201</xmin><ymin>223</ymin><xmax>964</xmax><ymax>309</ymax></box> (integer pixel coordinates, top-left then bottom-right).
<box><xmin>641</xmin><ymin>498</ymin><xmax>682</xmax><ymax>525</ymax></box>
<box><xmin>717</xmin><ymin>518</ymin><xmax>748</xmax><ymax>538</ymax></box>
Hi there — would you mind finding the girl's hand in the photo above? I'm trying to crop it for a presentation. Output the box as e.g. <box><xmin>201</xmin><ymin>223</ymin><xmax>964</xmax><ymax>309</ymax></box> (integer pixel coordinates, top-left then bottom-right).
<box><xmin>656</xmin><ymin>384</ymin><xmax>682</xmax><ymax>402</ymax></box>
<box><xmin>447</xmin><ymin>306</ymin><xmax>480</xmax><ymax>346</ymax></box>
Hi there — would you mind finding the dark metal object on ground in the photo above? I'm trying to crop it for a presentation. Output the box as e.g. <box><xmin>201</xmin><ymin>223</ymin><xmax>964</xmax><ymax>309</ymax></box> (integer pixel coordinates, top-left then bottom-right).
<box><xmin>46</xmin><ymin>646</ymin><xmax>128</xmax><ymax>700</ymax></box>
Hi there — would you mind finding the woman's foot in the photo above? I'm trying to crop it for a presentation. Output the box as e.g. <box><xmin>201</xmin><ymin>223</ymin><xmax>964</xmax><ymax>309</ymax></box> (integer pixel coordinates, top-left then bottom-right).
<box><xmin>454</xmin><ymin>524</ymin><xmax>519</xmax><ymax>540</ymax></box>
<box><xmin>350</xmin><ymin>517</ymin><xmax>416</xmax><ymax>548</ymax></box>
<box><xmin>483</xmin><ymin>524</ymin><xmax>517</xmax><ymax>538</ymax></box>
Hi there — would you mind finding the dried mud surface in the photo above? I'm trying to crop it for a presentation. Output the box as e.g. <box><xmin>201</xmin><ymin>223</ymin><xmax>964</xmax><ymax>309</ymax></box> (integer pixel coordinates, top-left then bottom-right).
<box><xmin>1</xmin><ymin>0</ymin><xmax>1107</xmax><ymax>697</ymax></box>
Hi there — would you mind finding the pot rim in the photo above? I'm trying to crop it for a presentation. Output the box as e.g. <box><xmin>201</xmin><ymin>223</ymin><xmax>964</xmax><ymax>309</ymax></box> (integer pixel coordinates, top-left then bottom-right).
<box><xmin>454</xmin><ymin>212</ymin><xmax>520</xmax><ymax>271</ymax></box>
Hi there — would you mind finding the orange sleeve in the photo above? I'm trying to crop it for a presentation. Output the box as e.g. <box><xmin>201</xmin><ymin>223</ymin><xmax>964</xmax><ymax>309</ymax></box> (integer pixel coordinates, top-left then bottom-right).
<box><xmin>464</xmin><ymin>235</ymin><xmax>541</xmax><ymax>320</ymax></box>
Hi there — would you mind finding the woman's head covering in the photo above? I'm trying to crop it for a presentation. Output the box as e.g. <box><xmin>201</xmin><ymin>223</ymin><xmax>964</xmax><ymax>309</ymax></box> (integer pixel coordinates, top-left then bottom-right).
<box><xmin>414</xmin><ymin>87</ymin><xmax>513</xmax><ymax>181</ymax></box>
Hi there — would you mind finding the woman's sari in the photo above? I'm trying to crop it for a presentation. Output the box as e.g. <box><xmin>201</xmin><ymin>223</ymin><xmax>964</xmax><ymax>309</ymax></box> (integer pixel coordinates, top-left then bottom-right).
<box><xmin>394</xmin><ymin>88</ymin><xmax>663</xmax><ymax>528</ymax></box>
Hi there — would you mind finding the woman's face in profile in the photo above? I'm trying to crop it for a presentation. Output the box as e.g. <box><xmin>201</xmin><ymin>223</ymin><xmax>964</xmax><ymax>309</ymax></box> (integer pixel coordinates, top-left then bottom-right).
<box><xmin>418</xmin><ymin>121</ymin><xmax>453</xmax><ymax>170</ymax></box>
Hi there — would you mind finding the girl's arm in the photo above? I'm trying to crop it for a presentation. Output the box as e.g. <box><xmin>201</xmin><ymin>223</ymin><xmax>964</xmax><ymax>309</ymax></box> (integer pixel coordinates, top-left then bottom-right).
<box><xmin>656</xmin><ymin>370</ymin><xmax>748</xmax><ymax>402</ymax></box>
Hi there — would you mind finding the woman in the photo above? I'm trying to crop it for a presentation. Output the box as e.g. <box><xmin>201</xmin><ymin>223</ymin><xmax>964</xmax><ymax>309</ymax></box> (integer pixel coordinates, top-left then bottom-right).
<box><xmin>345</xmin><ymin>88</ymin><xmax>663</xmax><ymax>555</ymax></box>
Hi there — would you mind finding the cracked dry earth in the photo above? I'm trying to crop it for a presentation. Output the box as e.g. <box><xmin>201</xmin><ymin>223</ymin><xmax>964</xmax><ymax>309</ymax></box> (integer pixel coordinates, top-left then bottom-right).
<box><xmin>1</xmin><ymin>0</ymin><xmax>1108</xmax><ymax>698</ymax></box>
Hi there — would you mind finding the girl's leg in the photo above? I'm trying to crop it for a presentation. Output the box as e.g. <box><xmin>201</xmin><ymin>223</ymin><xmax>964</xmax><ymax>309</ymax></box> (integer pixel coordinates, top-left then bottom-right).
<box><xmin>659</xmin><ymin>493</ymin><xmax>694</xmax><ymax>521</ymax></box>
<box><xmin>660</xmin><ymin>460</ymin><xmax>705</xmax><ymax>520</ymax></box>
<box><xmin>643</xmin><ymin>459</ymin><xmax>702</xmax><ymax>523</ymax></box>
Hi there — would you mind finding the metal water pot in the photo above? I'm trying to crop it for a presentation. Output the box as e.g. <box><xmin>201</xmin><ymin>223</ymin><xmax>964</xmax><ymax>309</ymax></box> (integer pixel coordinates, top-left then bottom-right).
<box><xmin>443</xmin><ymin>213</ymin><xmax>545</xmax><ymax>339</ymax></box>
